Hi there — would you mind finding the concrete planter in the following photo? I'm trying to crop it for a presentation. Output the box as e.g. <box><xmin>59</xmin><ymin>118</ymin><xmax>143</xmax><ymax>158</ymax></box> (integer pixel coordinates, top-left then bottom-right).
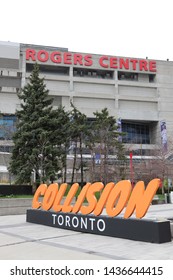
<box><xmin>0</xmin><ymin>197</ymin><xmax>75</xmax><ymax>216</ymax></box>
<box><xmin>0</xmin><ymin>198</ymin><xmax>32</xmax><ymax>216</ymax></box>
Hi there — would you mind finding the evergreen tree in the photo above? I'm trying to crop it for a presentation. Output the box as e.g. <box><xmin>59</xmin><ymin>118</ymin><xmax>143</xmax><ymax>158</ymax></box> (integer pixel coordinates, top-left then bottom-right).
<box><xmin>9</xmin><ymin>64</ymin><xmax>65</xmax><ymax>184</ymax></box>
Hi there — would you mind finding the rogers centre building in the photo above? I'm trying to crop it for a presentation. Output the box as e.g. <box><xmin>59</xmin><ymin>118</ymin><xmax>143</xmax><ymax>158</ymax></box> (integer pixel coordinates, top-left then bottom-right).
<box><xmin>0</xmin><ymin>41</ymin><xmax>173</xmax><ymax>180</ymax></box>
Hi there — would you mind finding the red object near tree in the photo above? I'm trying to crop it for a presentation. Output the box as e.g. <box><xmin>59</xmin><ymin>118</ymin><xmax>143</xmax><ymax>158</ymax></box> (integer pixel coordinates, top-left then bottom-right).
<box><xmin>159</xmin><ymin>179</ymin><xmax>162</xmax><ymax>188</ymax></box>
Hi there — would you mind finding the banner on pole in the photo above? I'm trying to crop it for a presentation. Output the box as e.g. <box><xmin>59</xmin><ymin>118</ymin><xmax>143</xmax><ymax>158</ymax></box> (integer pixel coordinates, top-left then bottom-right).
<box><xmin>160</xmin><ymin>121</ymin><xmax>167</xmax><ymax>152</ymax></box>
<box><xmin>117</xmin><ymin>118</ymin><xmax>122</xmax><ymax>142</ymax></box>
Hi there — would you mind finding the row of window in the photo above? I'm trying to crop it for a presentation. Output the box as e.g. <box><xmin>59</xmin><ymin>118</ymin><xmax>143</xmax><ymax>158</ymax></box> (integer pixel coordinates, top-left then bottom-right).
<box><xmin>73</xmin><ymin>68</ymin><xmax>114</xmax><ymax>79</ymax></box>
<box><xmin>118</xmin><ymin>72</ymin><xmax>155</xmax><ymax>82</ymax></box>
<box><xmin>26</xmin><ymin>64</ymin><xmax>69</xmax><ymax>75</ymax></box>
<box><xmin>0</xmin><ymin>115</ymin><xmax>151</xmax><ymax>145</ymax></box>
<box><xmin>0</xmin><ymin>71</ymin><xmax>21</xmax><ymax>77</ymax></box>
<box><xmin>26</xmin><ymin>63</ymin><xmax>155</xmax><ymax>82</ymax></box>
<box><xmin>0</xmin><ymin>145</ymin><xmax>13</xmax><ymax>153</ymax></box>
<box><xmin>0</xmin><ymin>87</ymin><xmax>20</xmax><ymax>93</ymax></box>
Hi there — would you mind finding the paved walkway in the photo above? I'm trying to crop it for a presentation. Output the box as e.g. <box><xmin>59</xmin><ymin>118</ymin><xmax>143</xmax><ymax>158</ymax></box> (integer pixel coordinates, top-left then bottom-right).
<box><xmin>0</xmin><ymin>204</ymin><xmax>173</xmax><ymax>260</ymax></box>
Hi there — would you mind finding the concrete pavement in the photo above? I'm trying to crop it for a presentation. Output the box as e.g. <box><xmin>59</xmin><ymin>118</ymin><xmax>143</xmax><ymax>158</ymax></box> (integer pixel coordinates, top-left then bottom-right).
<box><xmin>0</xmin><ymin>204</ymin><xmax>173</xmax><ymax>260</ymax></box>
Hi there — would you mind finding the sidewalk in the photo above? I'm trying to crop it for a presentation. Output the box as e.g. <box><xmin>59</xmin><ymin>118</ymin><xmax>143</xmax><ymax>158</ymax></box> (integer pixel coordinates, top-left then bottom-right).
<box><xmin>0</xmin><ymin>204</ymin><xmax>173</xmax><ymax>260</ymax></box>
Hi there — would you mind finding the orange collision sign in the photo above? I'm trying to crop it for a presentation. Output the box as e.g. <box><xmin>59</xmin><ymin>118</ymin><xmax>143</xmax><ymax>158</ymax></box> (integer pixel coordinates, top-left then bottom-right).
<box><xmin>32</xmin><ymin>179</ymin><xmax>160</xmax><ymax>219</ymax></box>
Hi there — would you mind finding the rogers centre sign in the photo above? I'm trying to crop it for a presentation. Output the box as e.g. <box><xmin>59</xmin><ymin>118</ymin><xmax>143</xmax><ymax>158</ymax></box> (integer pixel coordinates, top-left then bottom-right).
<box><xmin>26</xmin><ymin>49</ymin><xmax>156</xmax><ymax>72</ymax></box>
<box><xmin>32</xmin><ymin>178</ymin><xmax>160</xmax><ymax>219</ymax></box>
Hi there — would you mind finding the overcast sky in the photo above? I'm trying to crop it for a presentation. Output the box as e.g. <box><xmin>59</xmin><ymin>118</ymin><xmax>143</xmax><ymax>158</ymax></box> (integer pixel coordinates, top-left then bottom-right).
<box><xmin>1</xmin><ymin>0</ymin><xmax>173</xmax><ymax>60</ymax></box>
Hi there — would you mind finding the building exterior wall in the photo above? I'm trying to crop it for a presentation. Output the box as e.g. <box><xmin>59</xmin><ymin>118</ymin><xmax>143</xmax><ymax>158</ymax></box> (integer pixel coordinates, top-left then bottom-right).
<box><xmin>1</xmin><ymin>41</ymin><xmax>173</xmax><ymax>182</ymax></box>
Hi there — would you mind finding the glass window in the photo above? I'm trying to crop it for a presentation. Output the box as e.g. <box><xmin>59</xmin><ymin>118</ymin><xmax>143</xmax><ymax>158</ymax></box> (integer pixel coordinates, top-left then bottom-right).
<box><xmin>122</xmin><ymin>122</ymin><xmax>150</xmax><ymax>144</ymax></box>
<box><xmin>118</xmin><ymin>71</ymin><xmax>138</xmax><ymax>81</ymax></box>
<box><xmin>0</xmin><ymin>115</ymin><xmax>16</xmax><ymax>140</ymax></box>
<box><xmin>0</xmin><ymin>145</ymin><xmax>13</xmax><ymax>153</ymax></box>
<box><xmin>73</xmin><ymin>68</ymin><xmax>114</xmax><ymax>79</ymax></box>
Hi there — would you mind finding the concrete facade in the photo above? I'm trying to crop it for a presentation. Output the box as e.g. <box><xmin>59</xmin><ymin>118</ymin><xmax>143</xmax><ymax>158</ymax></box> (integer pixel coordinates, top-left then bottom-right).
<box><xmin>1</xmin><ymin>41</ymin><xmax>173</xmax><ymax>181</ymax></box>
<box><xmin>0</xmin><ymin>198</ymin><xmax>32</xmax><ymax>216</ymax></box>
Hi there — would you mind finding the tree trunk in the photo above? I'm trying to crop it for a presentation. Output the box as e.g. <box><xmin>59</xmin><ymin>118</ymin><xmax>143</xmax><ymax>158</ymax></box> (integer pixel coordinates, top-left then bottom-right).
<box><xmin>79</xmin><ymin>135</ymin><xmax>84</xmax><ymax>186</ymax></box>
<box><xmin>63</xmin><ymin>153</ymin><xmax>67</xmax><ymax>183</ymax></box>
<box><xmin>91</xmin><ymin>148</ymin><xmax>95</xmax><ymax>182</ymax></box>
<box><xmin>71</xmin><ymin>139</ymin><xmax>77</xmax><ymax>185</ymax></box>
